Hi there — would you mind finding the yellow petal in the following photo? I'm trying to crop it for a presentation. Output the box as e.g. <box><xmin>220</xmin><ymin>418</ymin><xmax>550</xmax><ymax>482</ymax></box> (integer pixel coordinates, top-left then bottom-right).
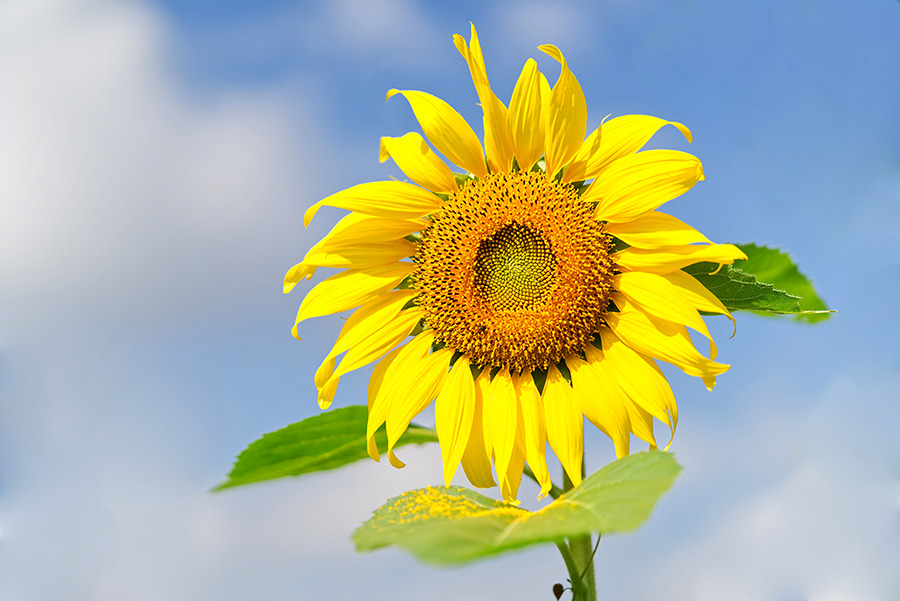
<box><xmin>484</xmin><ymin>369</ymin><xmax>519</xmax><ymax>489</ymax></box>
<box><xmin>366</xmin><ymin>344</ymin><xmax>406</xmax><ymax>461</ymax></box>
<box><xmin>538</xmin><ymin>45</ymin><xmax>587</xmax><ymax>179</ymax></box>
<box><xmin>542</xmin><ymin>364</ymin><xmax>583</xmax><ymax>487</ymax></box>
<box><xmin>665</xmin><ymin>269</ymin><xmax>736</xmax><ymax>334</ymax></box>
<box><xmin>379</xmin><ymin>132</ymin><xmax>458</xmax><ymax>194</ymax></box>
<box><xmin>304</xmin><ymin>181</ymin><xmax>442</xmax><ymax>227</ymax></box>
<box><xmin>603</xmin><ymin>211</ymin><xmax>711</xmax><ymax>249</ymax></box>
<box><xmin>597</xmin><ymin>328</ymin><xmax>678</xmax><ymax>441</ymax></box>
<box><xmin>461</xmin><ymin>370</ymin><xmax>497</xmax><ymax>488</ymax></box>
<box><xmin>507</xmin><ymin>58</ymin><xmax>545</xmax><ymax>172</ymax></box>
<box><xmin>564</xmin><ymin>114</ymin><xmax>692</xmax><ymax>182</ymax></box>
<box><xmin>287</xmin><ymin>213</ymin><xmax>422</xmax><ymax>293</ymax></box>
<box><xmin>615</xmin><ymin>271</ymin><xmax>717</xmax><ymax>359</ymax></box>
<box><xmin>606</xmin><ymin>295</ymin><xmax>730</xmax><ymax>387</ymax></box>
<box><xmin>583</xmin><ymin>150</ymin><xmax>704</xmax><ymax>223</ymax></box>
<box><xmin>329</xmin><ymin>308</ymin><xmax>423</xmax><ymax>385</ymax></box>
<box><xmin>584</xmin><ymin>343</ymin><xmax>656</xmax><ymax>449</ymax></box>
<box><xmin>514</xmin><ymin>372</ymin><xmax>551</xmax><ymax>499</ymax></box>
<box><xmin>435</xmin><ymin>357</ymin><xmax>477</xmax><ymax>486</ymax></box>
<box><xmin>386</xmin><ymin>346</ymin><xmax>453</xmax><ymax>468</ymax></box>
<box><xmin>614</xmin><ymin>243</ymin><xmax>748</xmax><ymax>274</ymax></box>
<box><xmin>309</xmin><ymin>212</ymin><xmax>427</xmax><ymax>251</ymax></box>
<box><xmin>314</xmin><ymin>356</ymin><xmax>339</xmax><ymax>410</ymax></box>
<box><xmin>326</xmin><ymin>290</ymin><xmax>417</xmax><ymax>360</ymax></box>
<box><xmin>501</xmin><ymin>425</ymin><xmax>526</xmax><ymax>503</ymax></box>
<box><xmin>291</xmin><ymin>262</ymin><xmax>415</xmax><ymax>339</ymax></box>
<box><xmin>367</xmin><ymin>333</ymin><xmax>434</xmax><ymax>462</ymax></box>
<box><xmin>566</xmin><ymin>352</ymin><xmax>631</xmax><ymax>458</ymax></box>
<box><xmin>302</xmin><ymin>239</ymin><xmax>417</xmax><ymax>270</ymax></box>
<box><xmin>454</xmin><ymin>24</ymin><xmax>514</xmax><ymax>173</ymax></box>
<box><xmin>386</xmin><ymin>89</ymin><xmax>487</xmax><ymax>178</ymax></box>
<box><xmin>284</xmin><ymin>263</ymin><xmax>318</xmax><ymax>294</ymax></box>
<box><xmin>625</xmin><ymin>399</ymin><xmax>657</xmax><ymax>450</ymax></box>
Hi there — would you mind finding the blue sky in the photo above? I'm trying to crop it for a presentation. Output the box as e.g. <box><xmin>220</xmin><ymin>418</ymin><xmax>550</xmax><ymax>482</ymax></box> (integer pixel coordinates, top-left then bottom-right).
<box><xmin>0</xmin><ymin>0</ymin><xmax>898</xmax><ymax>599</ymax></box>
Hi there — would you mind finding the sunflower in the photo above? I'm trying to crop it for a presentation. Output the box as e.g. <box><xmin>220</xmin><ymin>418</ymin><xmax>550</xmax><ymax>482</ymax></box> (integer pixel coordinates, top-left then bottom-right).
<box><xmin>285</xmin><ymin>25</ymin><xmax>745</xmax><ymax>502</ymax></box>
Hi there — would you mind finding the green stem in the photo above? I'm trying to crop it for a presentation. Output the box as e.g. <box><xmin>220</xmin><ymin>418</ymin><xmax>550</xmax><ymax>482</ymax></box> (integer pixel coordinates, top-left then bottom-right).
<box><xmin>555</xmin><ymin>541</ymin><xmax>585</xmax><ymax>599</ymax></box>
<box><xmin>522</xmin><ymin>465</ymin><xmax>564</xmax><ymax>499</ymax></box>
<box><xmin>563</xmin><ymin>467</ymin><xmax>597</xmax><ymax>601</ymax></box>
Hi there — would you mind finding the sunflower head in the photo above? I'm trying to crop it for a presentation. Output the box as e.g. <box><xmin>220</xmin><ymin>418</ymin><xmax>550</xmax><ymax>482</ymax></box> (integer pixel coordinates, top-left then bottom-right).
<box><xmin>287</xmin><ymin>24</ymin><xmax>746</xmax><ymax>501</ymax></box>
<box><xmin>416</xmin><ymin>170</ymin><xmax>615</xmax><ymax>374</ymax></box>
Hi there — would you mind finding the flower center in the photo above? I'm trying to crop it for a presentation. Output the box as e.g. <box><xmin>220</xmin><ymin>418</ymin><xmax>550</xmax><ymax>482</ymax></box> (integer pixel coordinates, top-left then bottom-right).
<box><xmin>473</xmin><ymin>222</ymin><xmax>557</xmax><ymax>312</ymax></box>
<box><xmin>414</xmin><ymin>171</ymin><xmax>614</xmax><ymax>373</ymax></box>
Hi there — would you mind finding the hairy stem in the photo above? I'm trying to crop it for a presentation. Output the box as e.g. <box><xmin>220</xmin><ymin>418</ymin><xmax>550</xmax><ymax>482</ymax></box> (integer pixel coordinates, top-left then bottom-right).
<box><xmin>555</xmin><ymin>541</ymin><xmax>585</xmax><ymax>599</ymax></box>
<box><xmin>563</xmin><ymin>466</ymin><xmax>596</xmax><ymax>601</ymax></box>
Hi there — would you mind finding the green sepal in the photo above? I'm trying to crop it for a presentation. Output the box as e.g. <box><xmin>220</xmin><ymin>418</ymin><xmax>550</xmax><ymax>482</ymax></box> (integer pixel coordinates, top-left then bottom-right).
<box><xmin>685</xmin><ymin>243</ymin><xmax>833</xmax><ymax>321</ymax></box>
<box><xmin>454</xmin><ymin>172</ymin><xmax>475</xmax><ymax>188</ymax></box>
<box><xmin>353</xmin><ymin>451</ymin><xmax>680</xmax><ymax>565</ymax></box>
<box><xmin>214</xmin><ymin>405</ymin><xmax>438</xmax><ymax>491</ymax></box>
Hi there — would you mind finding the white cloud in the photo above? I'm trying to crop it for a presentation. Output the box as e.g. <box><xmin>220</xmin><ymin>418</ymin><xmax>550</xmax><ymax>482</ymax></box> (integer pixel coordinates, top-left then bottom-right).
<box><xmin>0</xmin><ymin>0</ymin><xmax>319</xmax><ymax>326</ymax></box>
<box><xmin>496</xmin><ymin>0</ymin><xmax>587</xmax><ymax>57</ymax></box>
<box><xmin>626</xmin><ymin>373</ymin><xmax>900</xmax><ymax>601</ymax></box>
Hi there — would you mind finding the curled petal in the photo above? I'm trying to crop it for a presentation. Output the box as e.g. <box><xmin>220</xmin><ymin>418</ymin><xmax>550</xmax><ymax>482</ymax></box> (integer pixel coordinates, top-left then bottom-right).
<box><xmin>606</xmin><ymin>295</ymin><xmax>730</xmax><ymax>388</ymax></box>
<box><xmin>538</xmin><ymin>45</ymin><xmax>587</xmax><ymax>179</ymax></box>
<box><xmin>284</xmin><ymin>263</ymin><xmax>318</xmax><ymax>294</ymax></box>
<box><xmin>387</xmin><ymin>89</ymin><xmax>487</xmax><ymax>177</ymax></box>
<box><xmin>314</xmin><ymin>357</ymin><xmax>339</xmax><ymax>410</ymax></box>
<box><xmin>380</xmin><ymin>132</ymin><xmax>458</xmax><ymax>194</ymax></box>
<box><xmin>454</xmin><ymin>24</ymin><xmax>514</xmax><ymax>173</ymax></box>
<box><xmin>564</xmin><ymin>115</ymin><xmax>692</xmax><ymax>182</ymax></box>
<box><xmin>615</xmin><ymin>271</ymin><xmax>717</xmax><ymax>359</ymax></box>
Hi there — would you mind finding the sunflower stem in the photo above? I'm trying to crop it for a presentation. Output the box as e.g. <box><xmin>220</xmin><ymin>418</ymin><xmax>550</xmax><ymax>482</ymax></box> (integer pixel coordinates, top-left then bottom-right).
<box><xmin>554</xmin><ymin>541</ymin><xmax>586</xmax><ymax>599</ymax></box>
<box><xmin>563</xmin><ymin>466</ymin><xmax>597</xmax><ymax>601</ymax></box>
<box><xmin>523</xmin><ymin>465</ymin><xmax>563</xmax><ymax>499</ymax></box>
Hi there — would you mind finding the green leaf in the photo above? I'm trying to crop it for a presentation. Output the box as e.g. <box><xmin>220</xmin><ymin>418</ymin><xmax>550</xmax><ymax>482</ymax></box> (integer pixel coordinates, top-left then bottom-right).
<box><xmin>214</xmin><ymin>405</ymin><xmax>438</xmax><ymax>491</ymax></box>
<box><xmin>735</xmin><ymin>243</ymin><xmax>832</xmax><ymax>322</ymax></box>
<box><xmin>353</xmin><ymin>451</ymin><xmax>681</xmax><ymax>565</ymax></box>
<box><xmin>684</xmin><ymin>243</ymin><xmax>832</xmax><ymax>321</ymax></box>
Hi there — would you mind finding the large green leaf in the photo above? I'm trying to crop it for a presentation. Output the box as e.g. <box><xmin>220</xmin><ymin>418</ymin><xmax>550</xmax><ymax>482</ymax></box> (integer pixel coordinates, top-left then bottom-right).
<box><xmin>215</xmin><ymin>405</ymin><xmax>438</xmax><ymax>491</ymax></box>
<box><xmin>684</xmin><ymin>243</ymin><xmax>832</xmax><ymax>321</ymax></box>
<box><xmin>353</xmin><ymin>451</ymin><xmax>680</xmax><ymax>565</ymax></box>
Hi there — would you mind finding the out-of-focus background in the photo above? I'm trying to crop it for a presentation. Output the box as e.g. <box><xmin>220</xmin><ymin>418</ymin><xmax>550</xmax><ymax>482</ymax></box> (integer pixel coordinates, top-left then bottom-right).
<box><xmin>1</xmin><ymin>0</ymin><xmax>898</xmax><ymax>599</ymax></box>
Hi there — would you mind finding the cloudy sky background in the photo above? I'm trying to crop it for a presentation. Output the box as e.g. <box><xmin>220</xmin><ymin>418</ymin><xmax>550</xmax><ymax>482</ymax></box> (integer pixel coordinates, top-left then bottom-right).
<box><xmin>0</xmin><ymin>0</ymin><xmax>898</xmax><ymax>599</ymax></box>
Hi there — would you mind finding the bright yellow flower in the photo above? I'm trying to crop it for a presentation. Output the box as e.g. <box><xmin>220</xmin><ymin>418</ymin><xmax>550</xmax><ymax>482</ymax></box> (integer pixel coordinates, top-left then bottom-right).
<box><xmin>286</xmin><ymin>25</ymin><xmax>746</xmax><ymax>501</ymax></box>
